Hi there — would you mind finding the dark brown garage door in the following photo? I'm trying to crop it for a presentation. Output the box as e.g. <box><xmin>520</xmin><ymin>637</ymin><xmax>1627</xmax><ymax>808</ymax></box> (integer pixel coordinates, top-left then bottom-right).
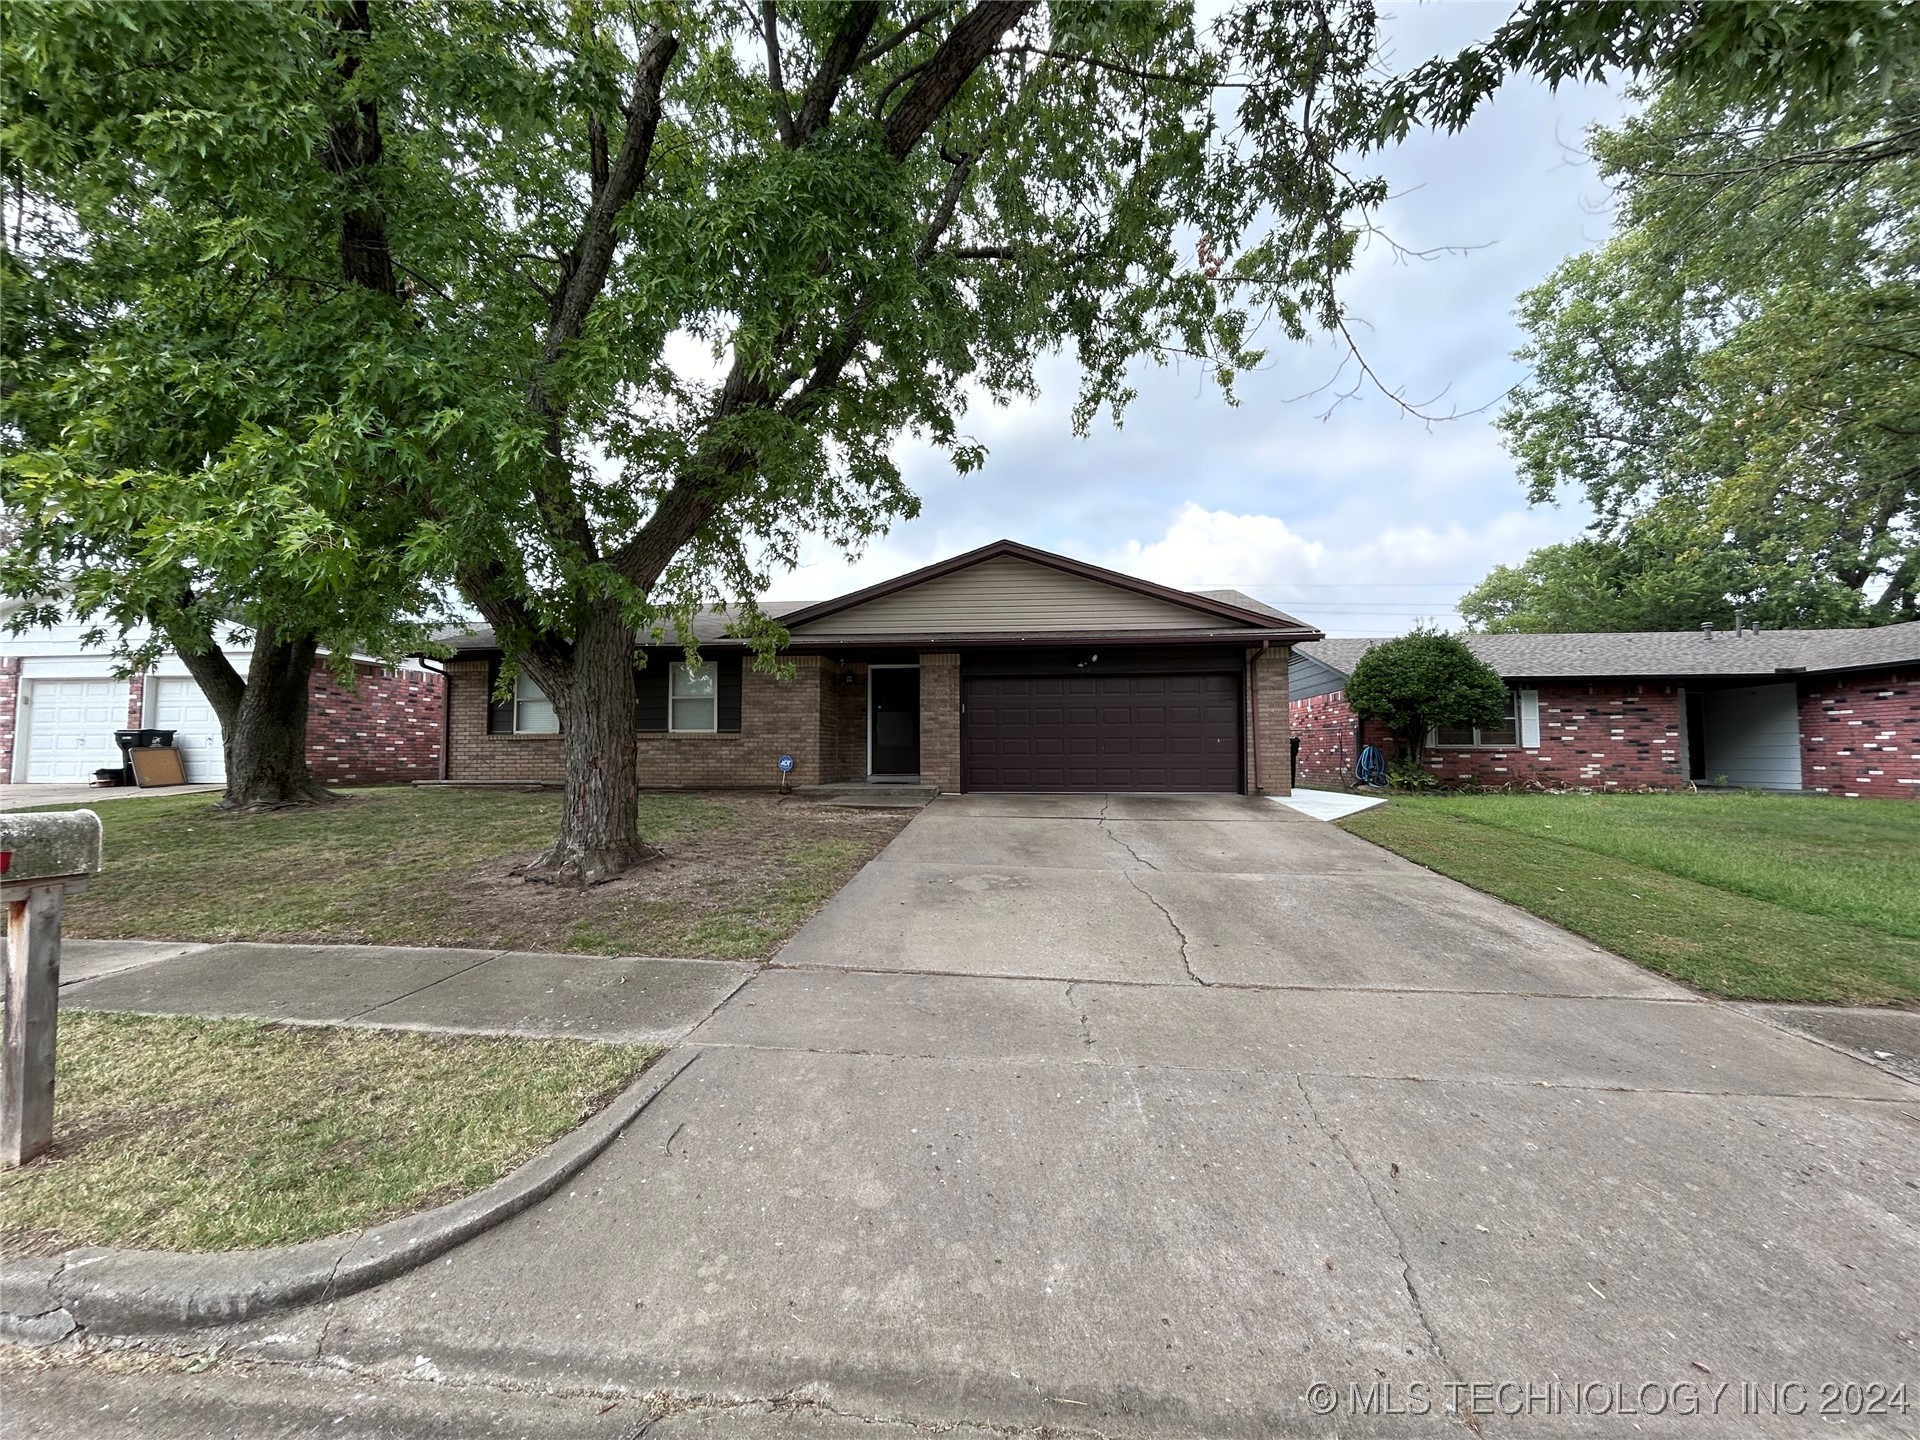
<box><xmin>962</xmin><ymin>673</ymin><xmax>1242</xmax><ymax>792</ymax></box>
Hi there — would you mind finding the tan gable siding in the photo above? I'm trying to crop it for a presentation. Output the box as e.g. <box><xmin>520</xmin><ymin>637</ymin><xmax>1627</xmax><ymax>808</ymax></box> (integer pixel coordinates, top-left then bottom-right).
<box><xmin>788</xmin><ymin>555</ymin><xmax>1243</xmax><ymax>636</ymax></box>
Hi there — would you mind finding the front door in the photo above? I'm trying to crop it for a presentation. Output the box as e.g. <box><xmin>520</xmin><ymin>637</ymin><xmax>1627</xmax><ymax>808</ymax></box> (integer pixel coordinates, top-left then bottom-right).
<box><xmin>869</xmin><ymin>667</ymin><xmax>921</xmax><ymax>777</ymax></box>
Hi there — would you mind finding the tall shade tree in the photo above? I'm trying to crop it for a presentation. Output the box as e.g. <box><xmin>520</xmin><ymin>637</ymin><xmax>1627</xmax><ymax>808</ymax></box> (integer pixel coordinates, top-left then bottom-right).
<box><xmin>1490</xmin><ymin>10</ymin><xmax>1920</xmax><ymax>629</ymax></box>
<box><xmin>15</xmin><ymin>0</ymin><xmax>1410</xmax><ymax>879</ymax></box>
<box><xmin>1</xmin><ymin>0</ymin><xmax>453</xmax><ymax>807</ymax></box>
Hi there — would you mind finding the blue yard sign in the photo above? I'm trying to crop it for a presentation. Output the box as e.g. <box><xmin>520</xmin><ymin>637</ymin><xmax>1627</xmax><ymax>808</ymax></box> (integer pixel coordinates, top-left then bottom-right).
<box><xmin>778</xmin><ymin>754</ymin><xmax>794</xmax><ymax>774</ymax></box>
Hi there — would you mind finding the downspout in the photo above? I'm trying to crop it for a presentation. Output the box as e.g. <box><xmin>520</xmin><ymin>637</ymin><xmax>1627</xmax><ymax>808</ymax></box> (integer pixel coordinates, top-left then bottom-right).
<box><xmin>417</xmin><ymin>657</ymin><xmax>451</xmax><ymax>781</ymax></box>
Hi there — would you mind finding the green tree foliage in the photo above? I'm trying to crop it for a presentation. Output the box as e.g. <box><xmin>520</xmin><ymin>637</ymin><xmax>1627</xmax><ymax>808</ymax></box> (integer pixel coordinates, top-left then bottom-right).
<box><xmin>1345</xmin><ymin>629</ymin><xmax>1510</xmax><ymax>757</ymax></box>
<box><xmin>1458</xmin><ymin>503</ymin><xmax>1869</xmax><ymax>633</ymax></box>
<box><xmin>1</xmin><ymin>0</ymin><xmax>450</xmax><ymax>805</ymax></box>
<box><xmin>5</xmin><ymin>0</ymin><xmax>1413</xmax><ymax>874</ymax></box>
<box><xmin>1485</xmin><ymin>7</ymin><xmax>1920</xmax><ymax>630</ymax></box>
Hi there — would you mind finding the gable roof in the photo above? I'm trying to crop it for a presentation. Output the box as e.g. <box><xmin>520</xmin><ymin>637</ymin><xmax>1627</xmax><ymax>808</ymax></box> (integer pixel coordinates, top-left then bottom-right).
<box><xmin>1296</xmin><ymin>622</ymin><xmax>1920</xmax><ymax>682</ymax></box>
<box><xmin>776</xmin><ymin>539</ymin><xmax>1317</xmax><ymax>638</ymax></box>
<box><xmin>433</xmin><ymin>540</ymin><xmax>1326</xmax><ymax>655</ymax></box>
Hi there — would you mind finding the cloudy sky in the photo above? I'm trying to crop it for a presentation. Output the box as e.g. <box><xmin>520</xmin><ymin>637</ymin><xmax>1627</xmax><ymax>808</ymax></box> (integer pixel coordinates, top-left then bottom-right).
<box><xmin>769</xmin><ymin>2</ymin><xmax>1635</xmax><ymax>636</ymax></box>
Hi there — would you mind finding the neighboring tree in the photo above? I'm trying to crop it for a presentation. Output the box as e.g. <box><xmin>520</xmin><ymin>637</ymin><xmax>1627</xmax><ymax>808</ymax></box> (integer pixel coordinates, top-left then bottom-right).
<box><xmin>1457</xmin><ymin>502</ymin><xmax>1868</xmax><ymax>633</ymax></box>
<box><xmin>1345</xmin><ymin>630</ymin><xmax>1512</xmax><ymax>763</ymax></box>
<box><xmin>1</xmin><ymin>1</ymin><xmax>449</xmax><ymax>808</ymax></box>
<box><xmin>1486</xmin><ymin>9</ymin><xmax>1920</xmax><ymax>628</ymax></box>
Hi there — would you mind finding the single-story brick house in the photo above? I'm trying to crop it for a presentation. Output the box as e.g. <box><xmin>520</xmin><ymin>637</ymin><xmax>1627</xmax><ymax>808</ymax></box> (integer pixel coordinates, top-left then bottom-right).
<box><xmin>441</xmin><ymin>540</ymin><xmax>1320</xmax><ymax>794</ymax></box>
<box><xmin>0</xmin><ymin>605</ymin><xmax>445</xmax><ymax>787</ymax></box>
<box><xmin>1289</xmin><ymin>623</ymin><xmax>1920</xmax><ymax>798</ymax></box>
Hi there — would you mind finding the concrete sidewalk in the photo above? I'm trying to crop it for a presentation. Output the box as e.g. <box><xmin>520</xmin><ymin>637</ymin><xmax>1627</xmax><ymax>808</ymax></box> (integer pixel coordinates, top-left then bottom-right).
<box><xmin>0</xmin><ymin>783</ymin><xmax>222</xmax><ymax>811</ymax></box>
<box><xmin>62</xmin><ymin>940</ymin><xmax>752</xmax><ymax>1046</ymax></box>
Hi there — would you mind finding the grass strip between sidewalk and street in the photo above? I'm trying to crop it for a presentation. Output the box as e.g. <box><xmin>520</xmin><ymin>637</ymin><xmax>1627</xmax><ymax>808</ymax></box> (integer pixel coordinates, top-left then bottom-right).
<box><xmin>1341</xmin><ymin>793</ymin><xmax>1920</xmax><ymax>1006</ymax></box>
<box><xmin>0</xmin><ymin>1012</ymin><xmax>658</xmax><ymax>1255</ymax></box>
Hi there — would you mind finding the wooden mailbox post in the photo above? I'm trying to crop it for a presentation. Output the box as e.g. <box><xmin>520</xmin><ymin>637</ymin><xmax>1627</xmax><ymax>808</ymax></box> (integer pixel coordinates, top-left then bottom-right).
<box><xmin>1</xmin><ymin>810</ymin><xmax>103</xmax><ymax>1169</ymax></box>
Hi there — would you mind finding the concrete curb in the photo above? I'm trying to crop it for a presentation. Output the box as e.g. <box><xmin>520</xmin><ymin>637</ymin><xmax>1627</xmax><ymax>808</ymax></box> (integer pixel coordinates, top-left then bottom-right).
<box><xmin>0</xmin><ymin>1050</ymin><xmax>699</xmax><ymax>1342</ymax></box>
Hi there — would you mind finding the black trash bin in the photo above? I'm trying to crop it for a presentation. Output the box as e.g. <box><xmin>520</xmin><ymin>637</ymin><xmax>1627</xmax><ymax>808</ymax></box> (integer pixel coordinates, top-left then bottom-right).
<box><xmin>113</xmin><ymin>729</ymin><xmax>145</xmax><ymax>786</ymax></box>
<box><xmin>136</xmin><ymin>728</ymin><xmax>177</xmax><ymax>749</ymax></box>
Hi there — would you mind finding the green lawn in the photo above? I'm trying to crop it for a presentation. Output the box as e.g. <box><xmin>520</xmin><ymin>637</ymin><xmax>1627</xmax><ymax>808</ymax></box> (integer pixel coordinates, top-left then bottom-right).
<box><xmin>0</xmin><ymin>1012</ymin><xmax>655</xmax><ymax>1253</ymax></box>
<box><xmin>1342</xmin><ymin>792</ymin><xmax>1920</xmax><ymax>1004</ymax></box>
<box><xmin>39</xmin><ymin>787</ymin><xmax>907</xmax><ymax>959</ymax></box>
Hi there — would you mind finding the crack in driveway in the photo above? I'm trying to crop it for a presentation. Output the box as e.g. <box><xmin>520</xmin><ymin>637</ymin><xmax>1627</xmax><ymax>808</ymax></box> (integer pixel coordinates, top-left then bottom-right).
<box><xmin>1292</xmin><ymin>1075</ymin><xmax>1481</xmax><ymax>1431</ymax></box>
<box><xmin>1095</xmin><ymin>797</ymin><xmax>1160</xmax><ymax>871</ymax></box>
<box><xmin>1063</xmin><ymin>982</ymin><xmax>1100</xmax><ymax>1056</ymax></box>
<box><xmin>1122</xmin><ymin>868</ymin><xmax>1207</xmax><ymax>986</ymax></box>
<box><xmin>1096</xmin><ymin>797</ymin><xmax>1206</xmax><ymax>986</ymax></box>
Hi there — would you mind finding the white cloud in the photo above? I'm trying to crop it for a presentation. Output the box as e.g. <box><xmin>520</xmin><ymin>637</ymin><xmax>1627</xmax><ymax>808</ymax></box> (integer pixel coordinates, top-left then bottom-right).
<box><xmin>1093</xmin><ymin>502</ymin><xmax>1580</xmax><ymax>635</ymax></box>
<box><xmin>770</xmin><ymin>500</ymin><xmax>1582</xmax><ymax>637</ymax></box>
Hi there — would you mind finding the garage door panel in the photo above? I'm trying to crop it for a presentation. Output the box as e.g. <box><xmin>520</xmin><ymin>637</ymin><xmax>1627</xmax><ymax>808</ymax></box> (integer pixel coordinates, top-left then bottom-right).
<box><xmin>149</xmin><ymin>676</ymin><xmax>226</xmax><ymax>783</ymax></box>
<box><xmin>22</xmin><ymin>678</ymin><xmax>131</xmax><ymax>783</ymax></box>
<box><xmin>963</xmin><ymin>672</ymin><xmax>1240</xmax><ymax>793</ymax></box>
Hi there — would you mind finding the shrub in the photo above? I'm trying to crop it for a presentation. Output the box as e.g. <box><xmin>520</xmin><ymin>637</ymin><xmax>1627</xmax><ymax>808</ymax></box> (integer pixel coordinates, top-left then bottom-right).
<box><xmin>1346</xmin><ymin>627</ymin><xmax>1511</xmax><ymax>759</ymax></box>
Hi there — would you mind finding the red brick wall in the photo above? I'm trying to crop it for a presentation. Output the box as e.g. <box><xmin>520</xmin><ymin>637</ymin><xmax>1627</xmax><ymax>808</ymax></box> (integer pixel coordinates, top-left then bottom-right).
<box><xmin>1292</xmin><ymin>688</ymin><xmax>1362</xmax><ymax>788</ymax></box>
<box><xmin>306</xmin><ymin>663</ymin><xmax>445</xmax><ymax>785</ymax></box>
<box><xmin>0</xmin><ymin>656</ymin><xmax>18</xmax><ymax>780</ymax></box>
<box><xmin>1799</xmin><ymin>668</ymin><xmax>1920</xmax><ymax>798</ymax></box>
<box><xmin>1289</xmin><ymin>682</ymin><xmax>1688</xmax><ymax>790</ymax></box>
<box><xmin>444</xmin><ymin>655</ymin><xmax>837</xmax><ymax>788</ymax></box>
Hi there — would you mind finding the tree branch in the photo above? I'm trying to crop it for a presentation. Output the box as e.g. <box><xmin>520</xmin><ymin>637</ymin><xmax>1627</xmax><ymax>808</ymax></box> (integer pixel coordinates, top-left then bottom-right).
<box><xmin>856</xmin><ymin>2</ymin><xmax>954</xmax><ymax>69</ymax></box>
<box><xmin>319</xmin><ymin>0</ymin><xmax>399</xmax><ymax>299</ymax></box>
<box><xmin>761</xmin><ymin>2</ymin><xmax>798</xmax><ymax>147</ymax></box>
<box><xmin>992</xmin><ymin>42</ymin><xmax>1207</xmax><ymax>88</ymax></box>
<box><xmin>542</xmin><ymin>28</ymin><xmax>679</xmax><ymax>364</ymax></box>
<box><xmin>882</xmin><ymin>0</ymin><xmax>1033</xmax><ymax>160</ymax></box>
<box><xmin>794</xmin><ymin>2</ymin><xmax>882</xmax><ymax>142</ymax></box>
<box><xmin>517</xmin><ymin>27</ymin><xmax>679</xmax><ymax>571</ymax></box>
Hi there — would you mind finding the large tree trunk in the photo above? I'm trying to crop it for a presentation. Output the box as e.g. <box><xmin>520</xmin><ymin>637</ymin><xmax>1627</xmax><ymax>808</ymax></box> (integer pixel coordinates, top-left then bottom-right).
<box><xmin>513</xmin><ymin>603</ymin><xmax>654</xmax><ymax>886</ymax></box>
<box><xmin>176</xmin><ymin>627</ymin><xmax>337</xmax><ymax>810</ymax></box>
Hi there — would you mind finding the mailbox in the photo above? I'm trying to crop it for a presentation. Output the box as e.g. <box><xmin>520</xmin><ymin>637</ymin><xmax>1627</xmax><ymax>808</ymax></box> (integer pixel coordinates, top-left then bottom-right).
<box><xmin>2</xmin><ymin>810</ymin><xmax>104</xmax><ymax>1168</ymax></box>
<box><xmin>1</xmin><ymin>810</ymin><xmax>104</xmax><ymax>892</ymax></box>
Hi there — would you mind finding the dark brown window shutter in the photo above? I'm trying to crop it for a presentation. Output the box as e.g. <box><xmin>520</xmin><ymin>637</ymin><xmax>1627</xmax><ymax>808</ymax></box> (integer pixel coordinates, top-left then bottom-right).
<box><xmin>718</xmin><ymin>654</ymin><xmax>742</xmax><ymax>732</ymax></box>
<box><xmin>485</xmin><ymin>658</ymin><xmax>514</xmax><ymax>734</ymax></box>
<box><xmin>634</xmin><ymin>657</ymin><xmax>669</xmax><ymax>731</ymax></box>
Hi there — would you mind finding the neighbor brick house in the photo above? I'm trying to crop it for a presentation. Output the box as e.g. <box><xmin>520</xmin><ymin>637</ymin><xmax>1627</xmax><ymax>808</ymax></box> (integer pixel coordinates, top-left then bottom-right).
<box><xmin>440</xmin><ymin>540</ymin><xmax>1320</xmax><ymax>795</ymax></box>
<box><xmin>1</xmin><ymin>603</ymin><xmax>444</xmax><ymax>787</ymax></box>
<box><xmin>1289</xmin><ymin>623</ymin><xmax>1920</xmax><ymax>798</ymax></box>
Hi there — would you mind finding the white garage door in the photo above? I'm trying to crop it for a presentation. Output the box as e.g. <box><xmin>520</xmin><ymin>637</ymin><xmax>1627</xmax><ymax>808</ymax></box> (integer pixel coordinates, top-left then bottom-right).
<box><xmin>149</xmin><ymin>676</ymin><xmax>227</xmax><ymax>783</ymax></box>
<box><xmin>22</xmin><ymin>678</ymin><xmax>130</xmax><ymax>783</ymax></box>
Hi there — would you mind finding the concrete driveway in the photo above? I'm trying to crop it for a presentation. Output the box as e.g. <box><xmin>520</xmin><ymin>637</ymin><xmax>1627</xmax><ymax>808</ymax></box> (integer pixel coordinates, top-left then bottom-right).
<box><xmin>28</xmin><ymin>794</ymin><xmax>1920</xmax><ymax>1438</ymax></box>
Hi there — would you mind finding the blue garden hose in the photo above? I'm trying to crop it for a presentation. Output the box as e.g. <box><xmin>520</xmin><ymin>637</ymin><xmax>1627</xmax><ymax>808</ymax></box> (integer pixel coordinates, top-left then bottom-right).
<box><xmin>1356</xmin><ymin>745</ymin><xmax>1387</xmax><ymax>787</ymax></box>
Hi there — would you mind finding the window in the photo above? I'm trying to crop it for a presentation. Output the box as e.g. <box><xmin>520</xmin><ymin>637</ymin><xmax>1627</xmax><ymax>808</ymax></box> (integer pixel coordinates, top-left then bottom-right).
<box><xmin>1431</xmin><ymin>690</ymin><xmax>1519</xmax><ymax>748</ymax></box>
<box><xmin>669</xmin><ymin>662</ymin><xmax>717</xmax><ymax>733</ymax></box>
<box><xmin>514</xmin><ymin>672</ymin><xmax>559</xmax><ymax>734</ymax></box>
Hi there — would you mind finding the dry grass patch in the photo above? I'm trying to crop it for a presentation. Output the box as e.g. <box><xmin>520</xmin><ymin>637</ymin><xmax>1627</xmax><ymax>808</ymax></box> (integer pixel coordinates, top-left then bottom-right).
<box><xmin>0</xmin><ymin>1012</ymin><xmax>656</xmax><ymax>1254</ymax></box>
<box><xmin>43</xmin><ymin>787</ymin><xmax>908</xmax><ymax>959</ymax></box>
